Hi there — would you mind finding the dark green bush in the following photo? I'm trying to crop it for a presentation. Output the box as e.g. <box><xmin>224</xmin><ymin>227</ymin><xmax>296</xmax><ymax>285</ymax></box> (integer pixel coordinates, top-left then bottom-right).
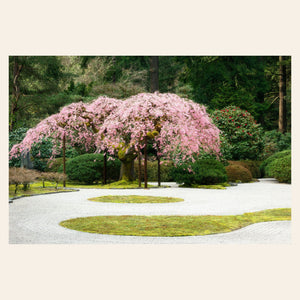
<box><xmin>265</xmin><ymin>154</ymin><xmax>291</xmax><ymax>183</ymax></box>
<box><xmin>260</xmin><ymin>150</ymin><xmax>291</xmax><ymax>177</ymax></box>
<box><xmin>134</xmin><ymin>160</ymin><xmax>174</xmax><ymax>182</ymax></box>
<box><xmin>260</xmin><ymin>130</ymin><xmax>291</xmax><ymax>160</ymax></box>
<box><xmin>64</xmin><ymin>153</ymin><xmax>121</xmax><ymax>184</ymax></box>
<box><xmin>46</xmin><ymin>157</ymin><xmax>67</xmax><ymax>173</ymax></box>
<box><xmin>225</xmin><ymin>164</ymin><xmax>252</xmax><ymax>183</ymax></box>
<box><xmin>171</xmin><ymin>159</ymin><xmax>227</xmax><ymax>186</ymax></box>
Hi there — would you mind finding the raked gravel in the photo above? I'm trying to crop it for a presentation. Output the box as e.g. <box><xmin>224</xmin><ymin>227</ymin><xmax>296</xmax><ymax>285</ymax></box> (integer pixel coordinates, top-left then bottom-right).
<box><xmin>9</xmin><ymin>178</ymin><xmax>291</xmax><ymax>244</ymax></box>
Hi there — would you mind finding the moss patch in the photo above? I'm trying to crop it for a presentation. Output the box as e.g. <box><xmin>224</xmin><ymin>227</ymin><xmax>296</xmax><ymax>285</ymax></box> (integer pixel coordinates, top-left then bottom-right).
<box><xmin>88</xmin><ymin>195</ymin><xmax>184</xmax><ymax>203</ymax></box>
<box><xmin>60</xmin><ymin>208</ymin><xmax>291</xmax><ymax>237</ymax></box>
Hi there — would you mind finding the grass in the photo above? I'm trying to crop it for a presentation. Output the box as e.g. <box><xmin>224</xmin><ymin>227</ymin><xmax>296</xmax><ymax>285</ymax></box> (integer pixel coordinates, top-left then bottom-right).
<box><xmin>88</xmin><ymin>195</ymin><xmax>184</xmax><ymax>203</ymax></box>
<box><xmin>179</xmin><ymin>182</ymin><xmax>230</xmax><ymax>189</ymax></box>
<box><xmin>60</xmin><ymin>208</ymin><xmax>291</xmax><ymax>237</ymax></box>
<box><xmin>9</xmin><ymin>181</ymin><xmax>75</xmax><ymax>198</ymax></box>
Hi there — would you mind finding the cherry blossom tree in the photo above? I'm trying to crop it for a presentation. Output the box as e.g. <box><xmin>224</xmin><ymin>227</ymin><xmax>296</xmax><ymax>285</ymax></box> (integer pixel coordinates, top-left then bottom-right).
<box><xmin>10</xmin><ymin>96</ymin><xmax>120</xmax><ymax>184</ymax></box>
<box><xmin>96</xmin><ymin>92</ymin><xmax>221</xmax><ymax>183</ymax></box>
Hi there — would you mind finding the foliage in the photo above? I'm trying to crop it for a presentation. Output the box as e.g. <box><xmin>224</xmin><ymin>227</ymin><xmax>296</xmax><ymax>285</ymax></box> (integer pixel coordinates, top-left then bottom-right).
<box><xmin>171</xmin><ymin>159</ymin><xmax>227</xmax><ymax>186</ymax></box>
<box><xmin>212</xmin><ymin>106</ymin><xmax>264</xmax><ymax>160</ymax></box>
<box><xmin>225</xmin><ymin>164</ymin><xmax>253</xmax><ymax>183</ymax></box>
<box><xmin>88</xmin><ymin>195</ymin><xmax>183</xmax><ymax>203</ymax></box>
<box><xmin>9</xmin><ymin>96</ymin><xmax>120</xmax><ymax>160</ymax></box>
<box><xmin>59</xmin><ymin>208</ymin><xmax>291</xmax><ymax>237</ymax></box>
<box><xmin>264</xmin><ymin>154</ymin><xmax>291</xmax><ymax>183</ymax></box>
<box><xmin>259</xmin><ymin>130</ymin><xmax>291</xmax><ymax>160</ymax></box>
<box><xmin>228</xmin><ymin>160</ymin><xmax>261</xmax><ymax>178</ymax></box>
<box><xmin>39</xmin><ymin>172</ymin><xmax>68</xmax><ymax>189</ymax></box>
<box><xmin>134</xmin><ymin>160</ymin><xmax>174</xmax><ymax>182</ymax></box>
<box><xmin>64</xmin><ymin>153</ymin><xmax>120</xmax><ymax>184</ymax></box>
<box><xmin>259</xmin><ymin>150</ymin><xmax>291</xmax><ymax>177</ymax></box>
<box><xmin>98</xmin><ymin>92</ymin><xmax>221</xmax><ymax>165</ymax></box>
<box><xmin>9</xmin><ymin>167</ymin><xmax>39</xmax><ymax>193</ymax></box>
<box><xmin>9</xmin><ymin>127</ymin><xmax>29</xmax><ymax>167</ymax></box>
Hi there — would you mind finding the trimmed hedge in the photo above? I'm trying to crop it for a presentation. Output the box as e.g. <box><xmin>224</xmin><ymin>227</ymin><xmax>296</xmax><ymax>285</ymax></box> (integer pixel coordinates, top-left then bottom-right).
<box><xmin>171</xmin><ymin>159</ymin><xmax>227</xmax><ymax>186</ymax></box>
<box><xmin>265</xmin><ymin>154</ymin><xmax>291</xmax><ymax>183</ymax></box>
<box><xmin>260</xmin><ymin>150</ymin><xmax>291</xmax><ymax>178</ymax></box>
<box><xmin>63</xmin><ymin>153</ymin><xmax>121</xmax><ymax>184</ymax></box>
<box><xmin>228</xmin><ymin>160</ymin><xmax>261</xmax><ymax>178</ymax></box>
<box><xmin>225</xmin><ymin>164</ymin><xmax>252</xmax><ymax>183</ymax></box>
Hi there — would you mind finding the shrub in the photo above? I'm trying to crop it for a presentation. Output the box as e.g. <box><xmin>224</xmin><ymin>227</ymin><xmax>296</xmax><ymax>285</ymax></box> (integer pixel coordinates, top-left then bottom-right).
<box><xmin>134</xmin><ymin>160</ymin><xmax>174</xmax><ymax>182</ymax></box>
<box><xmin>171</xmin><ymin>159</ymin><xmax>227</xmax><ymax>186</ymax></box>
<box><xmin>260</xmin><ymin>150</ymin><xmax>291</xmax><ymax>177</ymax></box>
<box><xmin>211</xmin><ymin>106</ymin><xmax>264</xmax><ymax>160</ymax></box>
<box><xmin>228</xmin><ymin>160</ymin><xmax>261</xmax><ymax>178</ymax></box>
<box><xmin>46</xmin><ymin>157</ymin><xmax>68</xmax><ymax>173</ymax></box>
<box><xmin>264</xmin><ymin>154</ymin><xmax>291</xmax><ymax>183</ymax></box>
<box><xmin>39</xmin><ymin>172</ymin><xmax>68</xmax><ymax>189</ymax></box>
<box><xmin>9</xmin><ymin>167</ymin><xmax>40</xmax><ymax>193</ymax></box>
<box><xmin>225</xmin><ymin>165</ymin><xmax>252</xmax><ymax>183</ymax></box>
<box><xmin>260</xmin><ymin>130</ymin><xmax>291</xmax><ymax>160</ymax></box>
<box><xmin>64</xmin><ymin>153</ymin><xmax>121</xmax><ymax>184</ymax></box>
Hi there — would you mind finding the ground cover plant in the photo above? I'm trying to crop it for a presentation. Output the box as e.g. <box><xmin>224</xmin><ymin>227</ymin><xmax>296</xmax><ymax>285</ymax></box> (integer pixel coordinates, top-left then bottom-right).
<box><xmin>88</xmin><ymin>195</ymin><xmax>183</xmax><ymax>203</ymax></box>
<box><xmin>59</xmin><ymin>208</ymin><xmax>291</xmax><ymax>237</ymax></box>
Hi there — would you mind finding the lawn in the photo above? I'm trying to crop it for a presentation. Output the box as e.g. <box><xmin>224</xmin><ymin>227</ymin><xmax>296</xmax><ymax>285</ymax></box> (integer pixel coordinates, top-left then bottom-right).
<box><xmin>60</xmin><ymin>208</ymin><xmax>291</xmax><ymax>237</ymax></box>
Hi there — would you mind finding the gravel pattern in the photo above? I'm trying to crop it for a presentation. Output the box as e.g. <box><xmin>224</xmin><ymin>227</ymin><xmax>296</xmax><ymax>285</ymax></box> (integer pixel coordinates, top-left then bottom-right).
<box><xmin>9</xmin><ymin>178</ymin><xmax>291</xmax><ymax>244</ymax></box>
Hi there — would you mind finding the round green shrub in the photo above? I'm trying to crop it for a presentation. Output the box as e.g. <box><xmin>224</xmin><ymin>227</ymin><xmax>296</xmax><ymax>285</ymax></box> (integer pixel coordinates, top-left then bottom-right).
<box><xmin>171</xmin><ymin>159</ymin><xmax>227</xmax><ymax>186</ymax></box>
<box><xmin>260</xmin><ymin>150</ymin><xmax>291</xmax><ymax>177</ymax></box>
<box><xmin>64</xmin><ymin>153</ymin><xmax>121</xmax><ymax>184</ymax></box>
<box><xmin>225</xmin><ymin>164</ymin><xmax>252</xmax><ymax>183</ymax></box>
<box><xmin>229</xmin><ymin>160</ymin><xmax>261</xmax><ymax>178</ymax></box>
<box><xmin>265</xmin><ymin>154</ymin><xmax>291</xmax><ymax>183</ymax></box>
<box><xmin>211</xmin><ymin>106</ymin><xmax>264</xmax><ymax>160</ymax></box>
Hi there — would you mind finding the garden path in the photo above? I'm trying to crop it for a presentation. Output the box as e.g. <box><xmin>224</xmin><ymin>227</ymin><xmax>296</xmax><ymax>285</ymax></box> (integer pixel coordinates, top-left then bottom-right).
<box><xmin>9</xmin><ymin>178</ymin><xmax>291</xmax><ymax>244</ymax></box>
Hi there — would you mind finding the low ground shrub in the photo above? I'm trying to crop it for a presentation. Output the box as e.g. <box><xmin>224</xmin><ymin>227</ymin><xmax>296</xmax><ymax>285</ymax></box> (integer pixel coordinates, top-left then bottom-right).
<box><xmin>9</xmin><ymin>167</ymin><xmax>40</xmax><ymax>193</ymax></box>
<box><xmin>260</xmin><ymin>150</ymin><xmax>291</xmax><ymax>177</ymax></box>
<box><xmin>265</xmin><ymin>154</ymin><xmax>291</xmax><ymax>183</ymax></box>
<box><xmin>63</xmin><ymin>153</ymin><xmax>120</xmax><ymax>184</ymax></box>
<box><xmin>39</xmin><ymin>172</ymin><xmax>68</xmax><ymax>189</ymax></box>
<box><xmin>171</xmin><ymin>159</ymin><xmax>227</xmax><ymax>186</ymax></box>
<box><xmin>228</xmin><ymin>160</ymin><xmax>261</xmax><ymax>178</ymax></box>
<box><xmin>225</xmin><ymin>164</ymin><xmax>252</xmax><ymax>183</ymax></box>
<box><xmin>134</xmin><ymin>159</ymin><xmax>174</xmax><ymax>182</ymax></box>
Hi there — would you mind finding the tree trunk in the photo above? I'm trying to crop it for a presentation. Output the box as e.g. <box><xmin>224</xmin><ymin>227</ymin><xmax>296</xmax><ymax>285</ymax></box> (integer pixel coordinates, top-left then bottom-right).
<box><xmin>63</xmin><ymin>134</ymin><xmax>66</xmax><ymax>187</ymax></box>
<box><xmin>138</xmin><ymin>152</ymin><xmax>142</xmax><ymax>187</ymax></box>
<box><xmin>144</xmin><ymin>137</ymin><xmax>148</xmax><ymax>188</ymax></box>
<box><xmin>150</xmin><ymin>56</ymin><xmax>159</xmax><ymax>92</ymax></box>
<box><xmin>157</xmin><ymin>155</ymin><xmax>161</xmax><ymax>187</ymax></box>
<box><xmin>103</xmin><ymin>151</ymin><xmax>107</xmax><ymax>185</ymax></box>
<box><xmin>279</xmin><ymin>56</ymin><xmax>287</xmax><ymax>133</ymax></box>
<box><xmin>10</xmin><ymin>57</ymin><xmax>23</xmax><ymax>131</ymax></box>
<box><xmin>119</xmin><ymin>159</ymin><xmax>135</xmax><ymax>181</ymax></box>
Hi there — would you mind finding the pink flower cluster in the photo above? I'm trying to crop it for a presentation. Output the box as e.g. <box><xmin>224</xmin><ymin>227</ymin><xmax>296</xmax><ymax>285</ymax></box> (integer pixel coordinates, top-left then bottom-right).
<box><xmin>10</xmin><ymin>93</ymin><xmax>220</xmax><ymax>164</ymax></box>
<box><xmin>96</xmin><ymin>92</ymin><xmax>220</xmax><ymax>163</ymax></box>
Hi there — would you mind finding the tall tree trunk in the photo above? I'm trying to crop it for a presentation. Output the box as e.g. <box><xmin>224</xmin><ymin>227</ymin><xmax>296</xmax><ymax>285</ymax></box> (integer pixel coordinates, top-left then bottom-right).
<box><xmin>279</xmin><ymin>56</ymin><xmax>287</xmax><ymax>133</ymax></box>
<box><xmin>63</xmin><ymin>134</ymin><xmax>66</xmax><ymax>187</ymax></box>
<box><xmin>150</xmin><ymin>56</ymin><xmax>159</xmax><ymax>92</ymax></box>
<box><xmin>10</xmin><ymin>57</ymin><xmax>23</xmax><ymax>131</ymax></box>
<box><xmin>138</xmin><ymin>152</ymin><xmax>142</xmax><ymax>188</ymax></box>
<box><xmin>103</xmin><ymin>151</ymin><xmax>107</xmax><ymax>185</ymax></box>
<box><xmin>144</xmin><ymin>137</ymin><xmax>148</xmax><ymax>188</ymax></box>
